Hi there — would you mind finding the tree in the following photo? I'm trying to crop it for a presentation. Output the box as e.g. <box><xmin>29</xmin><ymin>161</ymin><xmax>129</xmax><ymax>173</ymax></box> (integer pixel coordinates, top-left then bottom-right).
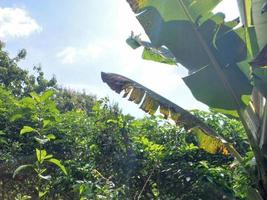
<box><xmin>101</xmin><ymin>0</ymin><xmax>267</xmax><ymax>199</ymax></box>
<box><xmin>0</xmin><ymin>42</ymin><xmax>57</xmax><ymax>97</ymax></box>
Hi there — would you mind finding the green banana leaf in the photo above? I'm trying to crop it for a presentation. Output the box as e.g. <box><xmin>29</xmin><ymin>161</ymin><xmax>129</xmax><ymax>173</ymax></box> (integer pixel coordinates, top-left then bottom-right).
<box><xmin>238</xmin><ymin>0</ymin><xmax>267</xmax><ymax>98</ymax></box>
<box><xmin>251</xmin><ymin>45</ymin><xmax>267</xmax><ymax>97</ymax></box>
<box><xmin>101</xmin><ymin>72</ymin><xmax>243</xmax><ymax>159</ymax></box>
<box><xmin>252</xmin><ymin>0</ymin><xmax>267</xmax><ymax>50</ymax></box>
<box><xmin>252</xmin><ymin>0</ymin><xmax>267</xmax><ymax>97</ymax></box>
<box><xmin>126</xmin><ymin>32</ymin><xmax>176</xmax><ymax>65</ymax></box>
<box><xmin>126</xmin><ymin>0</ymin><xmax>256</xmax><ymax>116</ymax></box>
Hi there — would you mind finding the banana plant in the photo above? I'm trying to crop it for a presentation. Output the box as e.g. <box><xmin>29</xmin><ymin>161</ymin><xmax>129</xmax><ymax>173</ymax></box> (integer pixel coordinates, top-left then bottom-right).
<box><xmin>102</xmin><ymin>0</ymin><xmax>267</xmax><ymax>198</ymax></box>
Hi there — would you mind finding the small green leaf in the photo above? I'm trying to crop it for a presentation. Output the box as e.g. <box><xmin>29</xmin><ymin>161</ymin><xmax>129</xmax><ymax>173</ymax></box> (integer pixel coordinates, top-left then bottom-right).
<box><xmin>40</xmin><ymin>90</ymin><xmax>54</xmax><ymax>101</ymax></box>
<box><xmin>46</xmin><ymin>134</ymin><xmax>56</xmax><ymax>140</ymax></box>
<box><xmin>39</xmin><ymin>191</ymin><xmax>48</xmax><ymax>198</ymax></box>
<box><xmin>10</xmin><ymin>114</ymin><xmax>23</xmax><ymax>121</ymax></box>
<box><xmin>38</xmin><ymin>174</ymin><xmax>52</xmax><ymax>180</ymax></box>
<box><xmin>107</xmin><ymin>119</ymin><xmax>117</xmax><ymax>124</ymax></box>
<box><xmin>0</xmin><ymin>130</ymin><xmax>5</xmax><ymax>135</ymax></box>
<box><xmin>44</xmin><ymin>154</ymin><xmax>53</xmax><ymax>160</ymax></box>
<box><xmin>13</xmin><ymin>164</ymin><xmax>32</xmax><ymax>178</ymax></box>
<box><xmin>30</xmin><ymin>92</ymin><xmax>40</xmax><ymax>102</ymax></box>
<box><xmin>0</xmin><ymin>138</ymin><xmax>7</xmax><ymax>145</ymax></box>
<box><xmin>43</xmin><ymin>120</ymin><xmax>51</xmax><ymax>128</ymax></box>
<box><xmin>36</xmin><ymin>149</ymin><xmax>47</xmax><ymax>163</ymax></box>
<box><xmin>47</xmin><ymin>158</ymin><xmax>67</xmax><ymax>175</ymax></box>
<box><xmin>20</xmin><ymin>126</ymin><xmax>36</xmax><ymax>135</ymax></box>
<box><xmin>34</xmin><ymin>137</ymin><xmax>49</xmax><ymax>145</ymax></box>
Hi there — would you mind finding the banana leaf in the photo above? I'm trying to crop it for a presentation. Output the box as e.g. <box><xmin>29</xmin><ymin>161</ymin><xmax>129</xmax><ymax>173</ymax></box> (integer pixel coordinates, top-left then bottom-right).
<box><xmin>102</xmin><ymin>72</ymin><xmax>243</xmax><ymax>160</ymax></box>
<box><xmin>125</xmin><ymin>0</ymin><xmax>256</xmax><ymax>116</ymax></box>
<box><xmin>126</xmin><ymin>32</ymin><xmax>176</xmax><ymax>65</ymax></box>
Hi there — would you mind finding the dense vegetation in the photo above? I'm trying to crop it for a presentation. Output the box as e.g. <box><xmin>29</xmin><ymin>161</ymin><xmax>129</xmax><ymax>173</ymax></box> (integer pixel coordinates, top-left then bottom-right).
<box><xmin>0</xmin><ymin>44</ymin><xmax>255</xmax><ymax>199</ymax></box>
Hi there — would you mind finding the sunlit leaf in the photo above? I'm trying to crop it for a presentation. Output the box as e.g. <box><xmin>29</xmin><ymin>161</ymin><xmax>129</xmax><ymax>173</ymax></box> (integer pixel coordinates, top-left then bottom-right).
<box><xmin>39</xmin><ymin>191</ymin><xmax>48</xmax><ymax>198</ymax></box>
<box><xmin>126</xmin><ymin>0</ymin><xmax>254</xmax><ymax>116</ymax></box>
<box><xmin>30</xmin><ymin>92</ymin><xmax>40</xmax><ymax>102</ymax></box>
<box><xmin>190</xmin><ymin>127</ymin><xmax>228</xmax><ymax>155</ymax></box>
<box><xmin>142</xmin><ymin>47</ymin><xmax>176</xmax><ymax>65</ymax></box>
<box><xmin>34</xmin><ymin>136</ymin><xmax>49</xmax><ymax>145</ymax></box>
<box><xmin>43</xmin><ymin>120</ymin><xmax>51</xmax><ymax>128</ymax></box>
<box><xmin>36</xmin><ymin>149</ymin><xmax>47</xmax><ymax>163</ymax></box>
<box><xmin>38</xmin><ymin>174</ymin><xmax>52</xmax><ymax>180</ymax></box>
<box><xmin>20</xmin><ymin>126</ymin><xmax>36</xmax><ymax>135</ymax></box>
<box><xmin>47</xmin><ymin>158</ymin><xmax>67</xmax><ymax>175</ymax></box>
<box><xmin>46</xmin><ymin>134</ymin><xmax>56</xmax><ymax>140</ymax></box>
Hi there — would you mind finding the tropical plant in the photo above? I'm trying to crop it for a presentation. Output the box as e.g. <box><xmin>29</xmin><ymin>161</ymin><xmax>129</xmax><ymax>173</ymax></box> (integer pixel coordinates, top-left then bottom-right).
<box><xmin>12</xmin><ymin>90</ymin><xmax>67</xmax><ymax>199</ymax></box>
<box><xmin>101</xmin><ymin>0</ymin><xmax>267</xmax><ymax>199</ymax></box>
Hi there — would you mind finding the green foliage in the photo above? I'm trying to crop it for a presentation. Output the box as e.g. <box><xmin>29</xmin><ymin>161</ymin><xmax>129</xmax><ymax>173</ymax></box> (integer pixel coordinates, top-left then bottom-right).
<box><xmin>125</xmin><ymin>0</ymin><xmax>255</xmax><ymax>115</ymax></box>
<box><xmin>0</xmin><ymin>80</ymin><xmax>253</xmax><ymax>199</ymax></box>
<box><xmin>0</xmin><ymin>40</ymin><xmax>255</xmax><ymax>199</ymax></box>
<box><xmin>0</xmin><ymin>44</ymin><xmax>57</xmax><ymax>97</ymax></box>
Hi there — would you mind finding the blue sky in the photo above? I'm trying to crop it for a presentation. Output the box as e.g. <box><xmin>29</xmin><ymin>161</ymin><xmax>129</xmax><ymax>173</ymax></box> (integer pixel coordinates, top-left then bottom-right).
<box><xmin>0</xmin><ymin>0</ymin><xmax>240</xmax><ymax>117</ymax></box>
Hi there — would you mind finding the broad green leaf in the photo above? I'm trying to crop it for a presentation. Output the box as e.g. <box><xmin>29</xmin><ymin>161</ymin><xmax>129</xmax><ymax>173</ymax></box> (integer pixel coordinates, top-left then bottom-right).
<box><xmin>20</xmin><ymin>126</ymin><xmax>36</xmax><ymax>135</ymax></box>
<box><xmin>250</xmin><ymin>45</ymin><xmax>267</xmax><ymax>96</ymax></box>
<box><xmin>13</xmin><ymin>164</ymin><xmax>32</xmax><ymax>178</ymax></box>
<box><xmin>239</xmin><ymin>0</ymin><xmax>267</xmax><ymax>99</ymax></box>
<box><xmin>101</xmin><ymin>72</ymin><xmax>241</xmax><ymax>158</ymax></box>
<box><xmin>126</xmin><ymin>0</ymin><xmax>254</xmax><ymax>116</ymax></box>
<box><xmin>47</xmin><ymin>158</ymin><xmax>67</xmax><ymax>175</ymax></box>
<box><xmin>251</xmin><ymin>0</ymin><xmax>267</xmax><ymax>49</ymax></box>
<box><xmin>183</xmin><ymin>64</ymin><xmax>252</xmax><ymax>111</ymax></box>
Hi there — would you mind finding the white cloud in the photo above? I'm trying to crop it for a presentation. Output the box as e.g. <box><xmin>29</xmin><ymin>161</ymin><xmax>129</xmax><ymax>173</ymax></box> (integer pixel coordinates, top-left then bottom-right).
<box><xmin>56</xmin><ymin>43</ymin><xmax>105</xmax><ymax>64</ymax></box>
<box><xmin>0</xmin><ymin>7</ymin><xmax>42</xmax><ymax>40</ymax></box>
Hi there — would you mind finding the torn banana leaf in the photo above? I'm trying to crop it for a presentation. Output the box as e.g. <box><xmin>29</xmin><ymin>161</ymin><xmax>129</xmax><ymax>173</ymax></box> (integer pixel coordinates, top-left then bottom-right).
<box><xmin>126</xmin><ymin>32</ymin><xmax>176</xmax><ymax>65</ymax></box>
<box><xmin>191</xmin><ymin>127</ymin><xmax>229</xmax><ymax>155</ymax></box>
<box><xmin>101</xmin><ymin>72</ymin><xmax>242</xmax><ymax>160</ymax></box>
<box><xmin>142</xmin><ymin>47</ymin><xmax>176</xmax><ymax>65</ymax></box>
